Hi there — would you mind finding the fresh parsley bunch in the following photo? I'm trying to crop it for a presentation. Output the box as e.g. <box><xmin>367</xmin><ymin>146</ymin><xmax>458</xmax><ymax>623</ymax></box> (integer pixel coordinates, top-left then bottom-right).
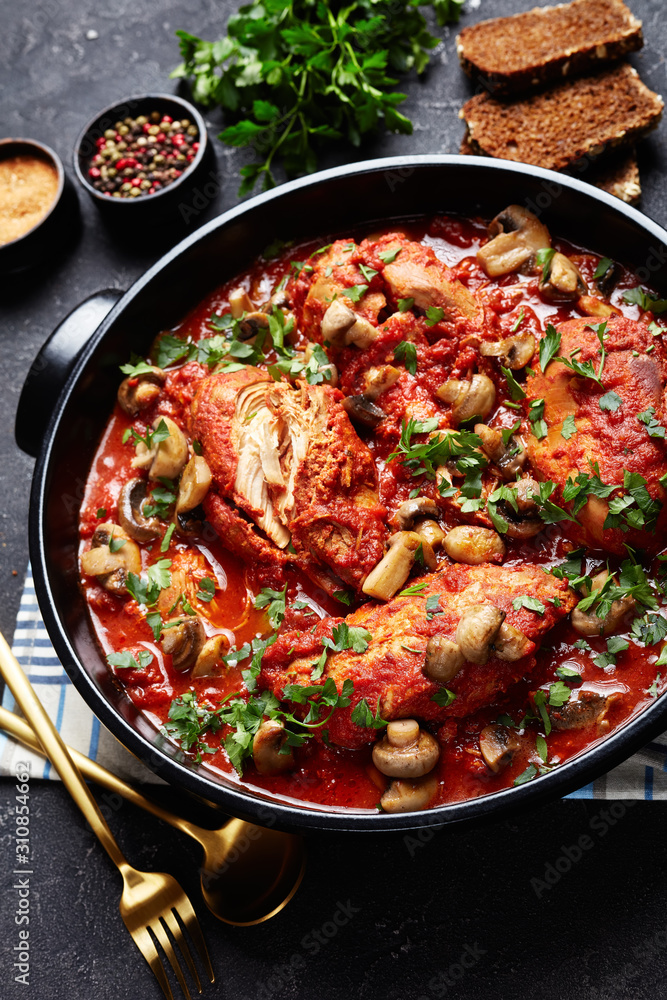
<box><xmin>171</xmin><ymin>0</ymin><xmax>464</xmax><ymax>194</ymax></box>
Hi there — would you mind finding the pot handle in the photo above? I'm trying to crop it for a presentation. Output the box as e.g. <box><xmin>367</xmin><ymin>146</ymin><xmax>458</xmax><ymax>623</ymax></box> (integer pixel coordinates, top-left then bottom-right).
<box><xmin>15</xmin><ymin>289</ymin><xmax>123</xmax><ymax>458</ymax></box>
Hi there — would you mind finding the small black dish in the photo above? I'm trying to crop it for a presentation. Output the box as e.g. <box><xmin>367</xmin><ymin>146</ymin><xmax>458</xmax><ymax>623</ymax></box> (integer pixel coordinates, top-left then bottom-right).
<box><xmin>0</xmin><ymin>138</ymin><xmax>78</xmax><ymax>275</ymax></box>
<box><xmin>73</xmin><ymin>93</ymin><xmax>215</xmax><ymax>232</ymax></box>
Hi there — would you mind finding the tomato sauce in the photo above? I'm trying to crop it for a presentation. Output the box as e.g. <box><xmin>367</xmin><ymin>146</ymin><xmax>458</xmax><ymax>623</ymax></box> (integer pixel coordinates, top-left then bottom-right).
<box><xmin>79</xmin><ymin>213</ymin><xmax>667</xmax><ymax>813</ymax></box>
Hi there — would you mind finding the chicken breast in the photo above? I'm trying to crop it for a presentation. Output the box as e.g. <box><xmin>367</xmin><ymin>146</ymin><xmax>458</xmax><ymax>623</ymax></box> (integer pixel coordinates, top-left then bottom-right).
<box><xmin>524</xmin><ymin>316</ymin><xmax>667</xmax><ymax>554</ymax></box>
<box><xmin>191</xmin><ymin>366</ymin><xmax>387</xmax><ymax>593</ymax></box>
<box><xmin>260</xmin><ymin>562</ymin><xmax>576</xmax><ymax>747</ymax></box>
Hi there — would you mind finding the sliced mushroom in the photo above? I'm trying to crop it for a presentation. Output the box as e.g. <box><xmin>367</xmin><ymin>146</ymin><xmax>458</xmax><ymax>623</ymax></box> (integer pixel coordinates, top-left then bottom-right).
<box><xmin>424</xmin><ymin>636</ymin><xmax>465</xmax><ymax>683</ymax></box>
<box><xmin>362</xmin><ymin>365</ymin><xmax>401</xmax><ymax>400</ymax></box>
<box><xmin>80</xmin><ymin>523</ymin><xmax>141</xmax><ymax>597</ymax></box>
<box><xmin>455</xmin><ymin>604</ymin><xmax>505</xmax><ymax>665</ymax></box>
<box><xmin>480</xmin><ymin>332</ymin><xmax>535</xmax><ymax>370</ymax></box>
<box><xmin>342</xmin><ymin>395</ymin><xmax>385</xmax><ymax>427</ymax></box>
<box><xmin>578</xmin><ymin>295</ymin><xmax>621</xmax><ymax>319</ymax></box>
<box><xmin>413</xmin><ymin>518</ymin><xmax>446</xmax><ymax>550</ymax></box>
<box><xmin>176</xmin><ymin>455</ymin><xmax>212</xmax><ymax>514</ymax></box>
<box><xmin>479</xmin><ymin>724</ymin><xmax>521</xmax><ymax>773</ymax></box>
<box><xmin>396</xmin><ymin>497</ymin><xmax>440</xmax><ymax>530</ymax></box>
<box><xmin>117</xmin><ymin>367</ymin><xmax>166</xmax><ymax>417</ymax></box>
<box><xmin>345</xmin><ymin>315</ymin><xmax>378</xmax><ymax>349</ymax></box>
<box><xmin>380</xmin><ymin>774</ymin><xmax>438</xmax><ymax>813</ymax></box>
<box><xmin>492</xmin><ymin>478</ymin><xmax>543</xmax><ymax>539</ymax></box>
<box><xmin>372</xmin><ymin>722</ymin><xmax>440</xmax><ymax>778</ymax></box>
<box><xmin>539</xmin><ymin>252</ymin><xmax>587</xmax><ymax>303</ymax></box>
<box><xmin>477</xmin><ymin>206</ymin><xmax>551</xmax><ymax>277</ymax></box>
<box><xmin>474</xmin><ymin>423</ymin><xmax>527</xmax><ymax>481</ymax></box>
<box><xmin>595</xmin><ymin>260</ymin><xmax>619</xmax><ymax>297</ymax></box>
<box><xmin>238</xmin><ymin>311</ymin><xmax>270</xmax><ymax>340</ymax></box>
<box><xmin>436</xmin><ymin>374</ymin><xmax>496</xmax><ymax>425</ymax></box>
<box><xmin>321</xmin><ymin>299</ymin><xmax>356</xmax><ymax>345</ymax></box>
<box><xmin>191</xmin><ymin>634</ymin><xmax>231</xmax><ymax>678</ymax></box>
<box><xmin>160</xmin><ymin>616</ymin><xmax>205</xmax><ymax>671</ymax></box>
<box><xmin>443</xmin><ymin>525</ymin><xmax>506</xmax><ymax>565</ymax></box>
<box><xmin>229</xmin><ymin>287</ymin><xmax>254</xmax><ymax>318</ymax></box>
<box><xmin>571</xmin><ymin>570</ymin><xmax>635</xmax><ymax>637</ymax></box>
<box><xmin>493</xmin><ymin>622</ymin><xmax>532</xmax><ymax>662</ymax></box>
<box><xmin>252</xmin><ymin>719</ymin><xmax>295</xmax><ymax>775</ymax></box>
<box><xmin>550</xmin><ymin>688</ymin><xmax>617</xmax><ymax>731</ymax></box>
<box><xmin>362</xmin><ymin>531</ymin><xmax>423</xmax><ymax>602</ymax></box>
<box><xmin>117</xmin><ymin>478</ymin><xmax>162</xmax><ymax>542</ymax></box>
<box><xmin>132</xmin><ymin>416</ymin><xmax>189</xmax><ymax>481</ymax></box>
<box><xmin>174</xmin><ymin>506</ymin><xmax>207</xmax><ymax>538</ymax></box>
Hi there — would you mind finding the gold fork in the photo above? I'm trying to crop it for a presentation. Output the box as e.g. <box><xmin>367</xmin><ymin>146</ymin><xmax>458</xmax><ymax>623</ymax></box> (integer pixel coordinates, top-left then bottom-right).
<box><xmin>0</xmin><ymin>631</ymin><xmax>214</xmax><ymax>1000</ymax></box>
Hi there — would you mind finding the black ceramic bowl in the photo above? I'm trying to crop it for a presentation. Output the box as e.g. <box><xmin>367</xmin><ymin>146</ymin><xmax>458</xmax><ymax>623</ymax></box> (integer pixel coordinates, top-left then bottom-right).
<box><xmin>16</xmin><ymin>155</ymin><xmax>667</xmax><ymax>833</ymax></box>
<box><xmin>0</xmin><ymin>138</ymin><xmax>78</xmax><ymax>274</ymax></box>
<box><xmin>73</xmin><ymin>93</ymin><xmax>214</xmax><ymax>227</ymax></box>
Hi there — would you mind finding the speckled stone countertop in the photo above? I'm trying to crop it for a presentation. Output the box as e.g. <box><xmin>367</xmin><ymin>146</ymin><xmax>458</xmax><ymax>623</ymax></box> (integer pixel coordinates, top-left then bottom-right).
<box><xmin>1</xmin><ymin>2</ymin><xmax>667</xmax><ymax>998</ymax></box>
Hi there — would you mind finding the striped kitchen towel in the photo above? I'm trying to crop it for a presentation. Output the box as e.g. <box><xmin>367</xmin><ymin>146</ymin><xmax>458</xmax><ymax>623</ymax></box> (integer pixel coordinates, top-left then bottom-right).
<box><xmin>2</xmin><ymin>564</ymin><xmax>667</xmax><ymax>797</ymax></box>
<box><xmin>0</xmin><ymin>566</ymin><xmax>163</xmax><ymax>784</ymax></box>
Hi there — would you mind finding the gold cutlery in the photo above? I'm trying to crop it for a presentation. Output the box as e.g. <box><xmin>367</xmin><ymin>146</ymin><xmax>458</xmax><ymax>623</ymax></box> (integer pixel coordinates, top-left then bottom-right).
<box><xmin>0</xmin><ymin>631</ymin><xmax>214</xmax><ymax>1000</ymax></box>
<box><xmin>0</xmin><ymin>704</ymin><xmax>305</xmax><ymax>925</ymax></box>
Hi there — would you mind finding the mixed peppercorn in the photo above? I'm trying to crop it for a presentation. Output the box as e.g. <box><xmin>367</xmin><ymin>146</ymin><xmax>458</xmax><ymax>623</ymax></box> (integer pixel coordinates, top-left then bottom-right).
<box><xmin>87</xmin><ymin>110</ymin><xmax>200</xmax><ymax>198</ymax></box>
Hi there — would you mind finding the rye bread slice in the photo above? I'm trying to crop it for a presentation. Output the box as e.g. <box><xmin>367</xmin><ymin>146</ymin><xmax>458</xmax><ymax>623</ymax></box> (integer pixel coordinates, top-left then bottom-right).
<box><xmin>460</xmin><ymin>63</ymin><xmax>663</xmax><ymax>172</ymax></box>
<box><xmin>457</xmin><ymin>0</ymin><xmax>643</xmax><ymax>96</ymax></box>
<box><xmin>460</xmin><ymin>132</ymin><xmax>642</xmax><ymax>204</ymax></box>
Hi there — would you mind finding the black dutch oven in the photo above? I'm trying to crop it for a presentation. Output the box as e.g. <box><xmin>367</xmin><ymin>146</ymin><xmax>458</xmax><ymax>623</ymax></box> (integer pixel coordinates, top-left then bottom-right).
<box><xmin>16</xmin><ymin>155</ymin><xmax>667</xmax><ymax>833</ymax></box>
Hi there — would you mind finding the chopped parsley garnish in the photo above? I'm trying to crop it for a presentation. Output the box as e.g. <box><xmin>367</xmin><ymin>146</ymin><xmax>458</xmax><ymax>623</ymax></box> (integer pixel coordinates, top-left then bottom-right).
<box><xmin>536</xmin><ymin>247</ymin><xmax>556</xmax><ymax>277</ymax></box>
<box><xmin>623</xmin><ymin>287</ymin><xmax>667</xmax><ymax>314</ymax></box>
<box><xmin>511</xmin><ymin>309</ymin><xmax>525</xmax><ymax>333</ymax></box>
<box><xmin>648</xmin><ymin>674</ymin><xmax>662</xmax><ymax>698</ymax></box>
<box><xmin>538</xmin><ymin>323</ymin><xmax>561</xmax><ymax>373</ymax></box>
<box><xmin>397</xmin><ymin>297</ymin><xmax>414</xmax><ymax>312</ymax></box>
<box><xmin>512</xmin><ymin>595</ymin><xmax>546</xmax><ymax>615</ymax></box>
<box><xmin>346</xmin><ymin>284</ymin><xmax>368</xmax><ymax>303</ymax></box>
<box><xmin>593</xmin><ymin>257</ymin><xmax>614</xmax><ymax>281</ymax></box>
<box><xmin>528</xmin><ymin>398</ymin><xmax>547</xmax><ymax>439</ymax></box>
<box><xmin>333</xmin><ymin>590</ymin><xmax>353</xmax><ymax>606</ymax></box>
<box><xmin>431</xmin><ymin>688</ymin><xmax>456</xmax><ymax>707</ymax></box>
<box><xmin>561</xmin><ymin>414</ymin><xmax>577</xmax><ymax>439</ymax></box>
<box><xmin>399</xmin><ymin>582</ymin><xmax>429</xmax><ymax>596</ymax></box>
<box><xmin>123</xmin><ymin>417</ymin><xmax>171</xmax><ymax>453</ymax></box>
<box><xmin>107</xmin><ymin>650</ymin><xmax>153</xmax><ymax>671</ymax></box>
<box><xmin>599</xmin><ymin>391</ymin><xmax>623</xmax><ymax>413</ymax></box>
<box><xmin>378</xmin><ymin>247</ymin><xmax>401</xmax><ymax>265</ymax></box>
<box><xmin>637</xmin><ymin>407</ymin><xmax>666</xmax><ymax>439</ymax></box>
<box><xmin>388</xmin><ymin>420</ymin><xmax>486</xmax><ymax>490</ymax></box>
<box><xmin>351</xmin><ymin>697</ymin><xmax>387</xmax><ymax>729</ymax></box>
<box><xmin>501</xmin><ymin>365</ymin><xmax>527</xmax><ymax>402</ymax></box>
<box><xmin>126</xmin><ymin>559</ymin><xmax>172</xmax><ymax>607</ymax></box>
<box><xmin>108</xmin><ymin>535</ymin><xmax>127</xmax><ymax>553</ymax></box>
<box><xmin>254</xmin><ymin>586</ymin><xmax>287</xmax><ymax>629</ymax></box>
<box><xmin>358</xmin><ymin>264</ymin><xmax>378</xmax><ymax>282</ymax></box>
<box><xmin>196</xmin><ymin>577</ymin><xmax>217</xmax><ymax>603</ymax></box>
<box><xmin>160</xmin><ymin>522</ymin><xmax>176</xmax><ymax>553</ymax></box>
<box><xmin>426</xmin><ymin>594</ymin><xmax>444</xmax><ymax>620</ymax></box>
<box><xmin>394</xmin><ymin>340</ymin><xmax>418</xmax><ymax>376</ymax></box>
<box><xmin>556</xmin><ymin>665</ymin><xmax>582</xmax><ymax>683</ymax></box>
<box><xmin>514</xmin><ymin>763</ymin><xmax>538</xmax><ymax>785</ymax></box>
<box><xmin>425</xmin><ymin>306</ymin><xmax>445</xmax><ymax>326</ymax></box>
<box><xmin>119</xmin><ymin>356</ymin><xmax>157</xmax><ymax>378</ymax></box>
<box><xmin>96</xmin><ymin>507</ymin><xmax>107</xmax><ymax>518</ymax></box>
<box><xmin>630</xmin><ymin>613</ymin><xmax>667</xmax><ymax>647</ymax></box>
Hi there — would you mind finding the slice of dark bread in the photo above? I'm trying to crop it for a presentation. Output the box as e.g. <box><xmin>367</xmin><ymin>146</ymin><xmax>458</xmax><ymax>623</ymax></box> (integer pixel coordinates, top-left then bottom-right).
<box><xmin>457</xmin><ymin>0</ymin><xmax>643</xmax><ymax>96</ymax></box>
<box><xmin>460</xmin><ymin>63</ymin><xmax>663</xmax><ymax>172</ymax></box>
<box><xmin>460</xmin><ymin>133</ymin><xmax>642</xmax><ymax>203</ymax></box>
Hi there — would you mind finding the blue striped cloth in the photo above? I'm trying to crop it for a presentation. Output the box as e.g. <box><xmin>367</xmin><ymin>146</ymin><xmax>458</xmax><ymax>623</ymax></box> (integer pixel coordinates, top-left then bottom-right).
<box><xmin>2</xmin><ymin>565</ymin><xmax>667</xmax><ymax>796</ymax></box>
<box><xmin>0</xmin><ymin>566</ymin><xmax>163</xmax><ymax>784</ymax></box>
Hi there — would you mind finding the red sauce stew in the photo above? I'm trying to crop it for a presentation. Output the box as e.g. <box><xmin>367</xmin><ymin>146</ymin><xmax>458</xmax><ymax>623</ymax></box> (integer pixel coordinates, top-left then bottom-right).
<box><xmin>79</xmin><ymin>212</ymin><xmax>667</xmax><ymax>814</ymax></box>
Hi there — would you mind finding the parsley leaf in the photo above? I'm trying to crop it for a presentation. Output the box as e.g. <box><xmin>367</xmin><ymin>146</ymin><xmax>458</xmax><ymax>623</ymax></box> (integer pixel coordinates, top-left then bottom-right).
<box><xmin>425</xmin><ymin>306</ymin><xmax>445</xmax><ymax>326</ymax></box>
<box><xmin>107</xmin><ymin>650</ymin><xmax>153</xmax><ymax>671</ymax></box>
<box><xmin>538</xmin><ymin>323</ymin><xmax>561</xmax><ymax>373</ymax></box>
<box><xmin>394</xmin><ymin>340</ymin><xmax>417</xmax><ymax>376</ymax></box>
<box><xmin>599</xmin><ymin>391</ymin><xmax>623</xmax><ymax>413</ymax></box>
<box><xmin>623</xmin><ymin>287</ymin><xmax>667</xmax><ymax>314</ymax></box>
<box><xmin>561</xmin><ymin>414</ymin><xmax>577</xmax><ymax>439</ymax></box>
<box><xmin>431</xmin><ymin>688</ymin><xmax>456</xmax><ymax>707</ymax></box>
<box><xmin>501</xmin><ymin>365</ymin><xmax>527</xmax><ymax>401</ymax></box>
<box><xmin>346</xmin><ymin>284</ymin><xmax>368</xmax><ymax>303</ymax></box>
<box><xmin>637</xmin><ymin>407</ymin><xmax>666</xmax><ymax>439</ymax></box>
<box><xmin>254</xmin><ymin>586</ymin><xmax>287</xmax><ymax>629</ymax></box>
<box><xmin>512</xmin><ymin>595</ymin><xmax>546</xmax><ymax>615</ymax></box>
<box><xmin>379</xmin><ymin>248</ymin><xmax>401</xmax><ymax>264</ymax></box>
<box><xmin>351</xmin><ymin>697</ymin><xmax>387</xmax><ymax>729</ymax></box>
<box><xmin>397</xmin><ymin>297</ymin><xmax>414</xmax><ymax>312</ymax></box>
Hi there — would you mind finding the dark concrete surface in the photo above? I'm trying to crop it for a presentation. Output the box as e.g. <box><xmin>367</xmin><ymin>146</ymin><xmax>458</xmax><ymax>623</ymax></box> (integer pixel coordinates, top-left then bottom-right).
<box><xmin>1</xmin><ymin>1</ymin><xmax>667</xmax><ymax>997</ymax></box>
